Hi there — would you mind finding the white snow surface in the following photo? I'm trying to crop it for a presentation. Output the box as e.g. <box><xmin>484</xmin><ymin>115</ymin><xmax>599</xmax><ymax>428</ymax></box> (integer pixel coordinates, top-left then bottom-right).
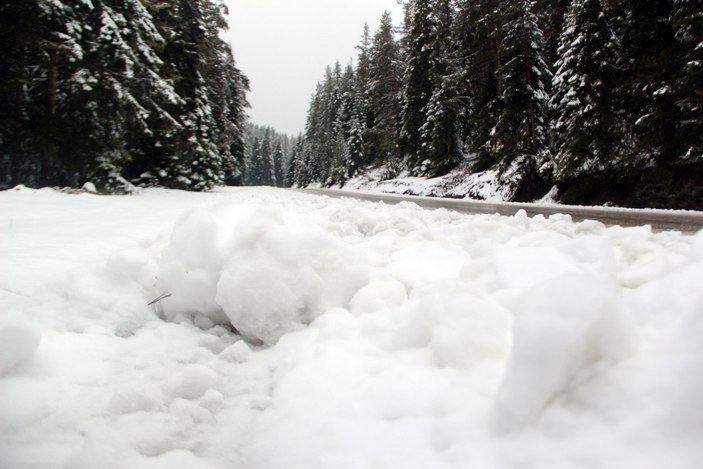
<box><xmin>1</xmin><ymin>186</ymin><xmax>702</xmax><ymax>468</ymax></box>
<box><xmin>339</xmin><ymin>164</ymin><xmax>514</xmax><ymax>201</ymax></box>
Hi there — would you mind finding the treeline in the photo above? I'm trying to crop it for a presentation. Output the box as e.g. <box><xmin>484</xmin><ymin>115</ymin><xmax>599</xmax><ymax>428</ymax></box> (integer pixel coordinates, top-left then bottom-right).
<box><xmin>0</xmin><ymin>0</ymin><xmax>249</xmax><ymax>193</ymax></box>
<box><xmin>294</xmin><ymin>0</ymin><xmax>703</xmax><ymax>209</ymax></box>
<box><xmin>244</xmin><ymin>124</ymin><xmax>298</xmax><ymax>186</ymax></box>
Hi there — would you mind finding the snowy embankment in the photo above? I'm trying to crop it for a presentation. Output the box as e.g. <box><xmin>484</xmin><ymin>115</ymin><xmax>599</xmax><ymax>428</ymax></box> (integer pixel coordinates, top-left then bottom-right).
<box><xmin>1</xmin><ymin>186</ymin><xmax>702</xmax><ymax>469</ymax></box>
<box><xmin>336</xmin><ymin>164</ymin><xmax>529</xmax><ymax>202</ymax></box>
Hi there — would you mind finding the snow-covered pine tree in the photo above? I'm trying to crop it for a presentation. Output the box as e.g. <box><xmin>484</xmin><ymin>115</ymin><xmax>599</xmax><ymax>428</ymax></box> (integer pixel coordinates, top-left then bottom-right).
<box><xmin>417</xmin><ymin>0</ymin><xmax>461</xmax><ymax>177</ymax></box>
<box><xmin>285</xmin><ymin>135</ymin><xmax>303</xmax><ymax>187</ymax></box>
<box><xmin>250</xmin><ymin>129</ymin><xmax>275</xmax><ymax>186</ymax></box>
<box><xmin>672</xmin><ymin>0</ymin><xmax>703</xmax><ymax>163</ymax></box>
<box><xmin>246</xmin><ymin>137</ymin><xmax>260</xmax><ymax>185</ymax></box>
<box><xmin>612</xmin><ymin>0</ymin><xmax>677</xmax><ymax>169</ymax></box>
<box><xmin>400</xmin><ymin>0</ymin><xmax>435</xmax><ymax>170</ymax></box>
<box><xmin>551</xmin><ymin>0</ymin><xmax>622</xmax><ymax>181</ymax></box>
<box><xmin>1</xmin><ymin>0</ymin><xmax>166</xmax><ymax>192</ymax></box>
<box><xmin>336</xmin><ymin>64</ymin><xmax>366</xmax><ymax>179</ymax></box>
<box><xmin>367</xmin><ymin>11</ymin><xmax>403</xmax><ymax>172</ymax></box>
<box><xmin>355</xmin><ymin>22</ymin><xmax>373</xmax><ymax>140</ymax></box>
<box><xmin>489</xmin><ymin>0</ymin><xmax>553</xmax><ymax>198</ymax></box>
<box><xmin>272</xmin><ymin>141</ymin><xmax>284</xmax><ymax>187</ymax></box>
<box><xmin>344</xmin><ymin>114</ymin><xmax>366</xmax><ymax>178</ymax></box>
<box><xmin>453</xmin><ymin>0</ymin><xmax>506</xmax><ymax>170</ymax></box>
<box><xmin>91</xmin><ymin>0</ymin><xmax>186</xmax><ymax>193</ymax></box>
<box><xmin>0</xmin><ymin>0</ymin><xmax>248</xmax><ymax>193</ymax></box>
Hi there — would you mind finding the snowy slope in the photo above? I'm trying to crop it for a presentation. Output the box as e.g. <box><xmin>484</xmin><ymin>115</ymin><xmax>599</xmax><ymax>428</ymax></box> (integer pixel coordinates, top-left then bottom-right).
<box><xmin>1</xmin><ymin>186</ymin><xmax>702</xmax><ymax>469</ymax></box>
<box><xmin>336</xmin><ymin>164</ymin><xmax>520</xmax><ymax>202</ymax></box>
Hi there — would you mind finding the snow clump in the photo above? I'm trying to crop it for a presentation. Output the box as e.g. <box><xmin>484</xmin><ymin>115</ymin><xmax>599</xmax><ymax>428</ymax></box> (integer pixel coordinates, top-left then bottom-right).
<box><xmin>157</xmin><ymin>206</ymin><xmax>370</xmax><ymax>344</ymax></box>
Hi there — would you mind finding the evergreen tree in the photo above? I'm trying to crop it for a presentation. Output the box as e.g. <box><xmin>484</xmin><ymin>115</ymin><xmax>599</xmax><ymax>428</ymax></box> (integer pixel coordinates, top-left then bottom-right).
<box><xmin>355</xmin><ymin>22</ymin><xmax>373</xmax><ymax>133</ymax></box>
<box><xmin>246</xmin><ymin>137</ymin><xmax>261</xmax><ymax>184</ymax></box>
<box><xmin>454</xmin><ymin>0</ymin><xmax>505</xmax><ymax>169</ymax></box>
<box><xmin>673</xmin><ymin>0</ymin><xmax>703</xmax><ymax>162</ymax></box>
<box><xmin>551</xmin><ymin>0</ymin><xmax>622</xmax><ymax>180</ymax></box>
<box><xmin>613</xmin><ymin>0</ymin><xmax>677</xmax><ymax>168</ymax></box>
<box><xmin>418</xmin><ymin>0</ymin><xmax>461</xmax><ymax>177</ymax></box>
<box><xmin>286</xmin><ymin>135</ymin><xmax>304</xmax><ymax>187</ymax></box>
<box><xmin>400</xmin><ymin>0</ymin><xmax>435</xmax><ymax>168</ymax></box>
<box><xmin>367</xmin><ymin>11</ymin><xmax>403</xmax><ymax>171</ymax></box>
<box><xmin>0</xmin><ymin>0</ymin><xmax>248</xmax><ymax>193</ymax></box>
<box><xmin>273</xmin><ymin>141</ymin><xmax>284</xmax><ymax>187</ymax></box>
<box><xmin>297</xmin><ymin>0</ymin><xmax>701</xmax><ymax>208</ymax></box>
<box><xmin>490</xmin><ymin>0</ymin><xmax>552</xmax><ymax>196</ymax></box>
<box><xmin>249</xmin><ymin>128</ymin><xmax>275</xmax><ymax>186</ymax></box>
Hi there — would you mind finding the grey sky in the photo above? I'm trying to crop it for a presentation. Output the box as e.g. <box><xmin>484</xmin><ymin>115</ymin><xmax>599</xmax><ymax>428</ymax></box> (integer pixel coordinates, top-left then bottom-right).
<box><xmin>222</xmin><ymin>0</ymin><xmax>404</xmax><ymax>136</ymax></box>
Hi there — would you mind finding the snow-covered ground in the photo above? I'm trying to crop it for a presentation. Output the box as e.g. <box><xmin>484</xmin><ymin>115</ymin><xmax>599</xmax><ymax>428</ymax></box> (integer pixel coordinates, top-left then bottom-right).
<box><xmin>337</xmin><ymin>165</ymin><xmax>522</xmax><ymax>201</ymax></box>
<box><xmin>1</xmin><ymin>185</ymin><xmax>702</xmax><ymax>469</ymax></box>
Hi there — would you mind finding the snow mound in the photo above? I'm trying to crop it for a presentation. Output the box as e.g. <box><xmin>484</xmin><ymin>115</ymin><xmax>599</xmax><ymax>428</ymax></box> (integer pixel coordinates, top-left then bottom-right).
<box><xmin>158</xmin><ymin>208</ymin><xmax>229</xmax><ymax>324</ymax></box>
<box><xmin>217</xmin><ymin>209</ymin><xmax>370</xmax><ymax>345</ymax></box>
<box><xmin>4</xmin><ymin>187</ymin><xmax>703</xmax><ymax>469</ymax></box>
<box><xmin>155</xmin><ymin>205</ymin><xmax>371</xmax><ymax>345</ymax></box>
<box><xmin>492</xmin><ymin>272</ymin><xmax>625</xmax><ymax>432</ymax></box>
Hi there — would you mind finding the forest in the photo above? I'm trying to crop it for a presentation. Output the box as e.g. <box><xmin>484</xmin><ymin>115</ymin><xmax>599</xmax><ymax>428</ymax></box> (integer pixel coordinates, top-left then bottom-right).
<box><xmin>288</xmin><ymin>0</ymin><xmax>702</xmax><ymax>209</ymax></box>
<box><xmin>1</xmin><ymin>0</ymin><xmax>702</xmax><ymax>209</ymax></box>
<box><xmin>0</xmin><ymin>0</ymin><xmax>249</xmax><ymax>193</ymax></box>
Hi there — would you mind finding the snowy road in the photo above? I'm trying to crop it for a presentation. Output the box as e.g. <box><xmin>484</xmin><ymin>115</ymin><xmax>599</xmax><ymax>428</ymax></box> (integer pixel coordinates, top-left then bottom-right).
<box><xmin>1</xmin><ymin>186</ymin><xmax>702</xmax><ymax>469</ymax></box>
<box><xmin>301</xmin><ymin>188</ymin><xmax>703</xmax><ymax>232</ymax></box>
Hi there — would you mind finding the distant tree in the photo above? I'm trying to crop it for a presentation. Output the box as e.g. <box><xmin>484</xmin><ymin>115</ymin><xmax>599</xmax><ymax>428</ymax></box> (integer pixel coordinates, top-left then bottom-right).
<box><xmin>272</xmin><ymin>141</ymin><xmax>284</xmax><ymax>187</ymax></box>
<box><xmin>257</xmin><ymin>129</ymin><xmax>275</xmax><ymax>186</ymax></box>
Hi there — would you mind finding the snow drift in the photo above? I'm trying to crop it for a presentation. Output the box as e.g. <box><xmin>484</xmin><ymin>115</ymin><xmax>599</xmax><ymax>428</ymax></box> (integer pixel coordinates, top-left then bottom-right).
<box><xmin>1</xmin><ymin>186</ymin><xmax>702</xmax><ymax>469</ymax></box>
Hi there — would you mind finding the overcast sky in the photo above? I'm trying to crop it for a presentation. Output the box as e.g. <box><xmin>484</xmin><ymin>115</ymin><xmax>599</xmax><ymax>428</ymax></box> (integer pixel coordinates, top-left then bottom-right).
<box><xmin>222</xmin><ymin>0</ymin><xmax>405</xmax><ymax>136</ymax></box>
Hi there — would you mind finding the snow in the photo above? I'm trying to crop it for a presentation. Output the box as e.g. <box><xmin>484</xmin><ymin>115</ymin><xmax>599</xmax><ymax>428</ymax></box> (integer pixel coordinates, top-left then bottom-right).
<box><xmin>1</xmin><ymin>186</ymin><xmax>703</xmax><ymax>468</ymax></box>
<box><xmin>340</xmin><ymin>164</ymin><xmax>512</xmax><ymax>201</ymax></box>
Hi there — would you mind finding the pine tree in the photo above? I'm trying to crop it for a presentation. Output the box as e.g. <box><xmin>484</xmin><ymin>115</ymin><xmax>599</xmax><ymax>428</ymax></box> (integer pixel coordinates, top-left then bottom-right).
<box><xmin>246</xmin><ymin>137</ymin><xmax>260</xmax><ymax>185</ymax></box>
<box><xmin>551</xmin><ymin>0</ymin><xmax>622</xmax><ymax>180</ymax></box>
<box><xmin>417</xmin><ymin>0</ymin><xmax>461</xmax><ymax>177</ymax></box>
<box><xmin>355</xmin><ymin>22</ymin><xmax>373</xmax><ymax>134</ymax></box>
<box><xmin>273</xmin><ymin>141</ymin><xmax>284</xmax><ymax>187</ymax></box>
<box><xmin>286</xmin><ymin>135</ymin><xmax>303</xmax><ymax>187</ymax></box>
<box><xmin>613</xmin><ymin>0</ymin><xmax>677</xmax><ymax>168</ymax></box>
<box><xmin>673</xmin><ymin>0</ymin><xmax>703</xmax><ymax>162</ymax></box>
<box><xmin>454</xmin><ymin>0</ymin><xmax>506</xmax><ymax>169</ymax></box>
<box><xmin>254</xmin><ymin>129</ymin><xmax>275</xmax><ymax>186</ymax></box>
<box><xmin>367</xmin><ymin>11</ymin><xmax>403</xmax><ymax>171</ymax></box>
<box><xmin>400</xmin><ymin>0</ymin><xmax>435</xmax><ymax>168</ymax></box>
<box><xmin>0</xmin><ymin>0</ymin><xmax>248</xmax><ymax>193</ymax></box>
<box><xmin>490</xmin><ymin>0</ymin><xmax>552</xmax><ymax>197</ymax></box>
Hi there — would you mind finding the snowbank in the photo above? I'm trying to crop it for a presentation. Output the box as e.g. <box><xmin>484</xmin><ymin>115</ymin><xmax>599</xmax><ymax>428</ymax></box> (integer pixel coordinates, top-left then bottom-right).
<box><xmin>339</xmin><ymin>164</ymin><xmax>516</xmax><ymax>201</ymax></box>
<box><xmin>1</xmin><ymin>186</ymin><xmax>702</xmax><ymax>469</ymax></box>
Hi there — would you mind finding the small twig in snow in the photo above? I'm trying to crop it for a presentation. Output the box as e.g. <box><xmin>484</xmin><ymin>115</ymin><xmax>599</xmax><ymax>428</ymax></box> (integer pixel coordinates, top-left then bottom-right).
<box><xmin>147</xmin><ymin>293</ymin><xmax>172</xmax><ymax>306</ymax></box>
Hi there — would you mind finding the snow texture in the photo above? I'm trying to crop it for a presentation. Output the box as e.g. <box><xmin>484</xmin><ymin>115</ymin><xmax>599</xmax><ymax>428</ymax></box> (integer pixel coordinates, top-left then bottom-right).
<box><xmin>339</xmin><ymin>164</ymin><xmax>516</xmax><ymax>201</ymax></box>
<box><xmin>1</xmin><ymin>186</ymin><xmax>702</xmax><ymax>469</ymax></box>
